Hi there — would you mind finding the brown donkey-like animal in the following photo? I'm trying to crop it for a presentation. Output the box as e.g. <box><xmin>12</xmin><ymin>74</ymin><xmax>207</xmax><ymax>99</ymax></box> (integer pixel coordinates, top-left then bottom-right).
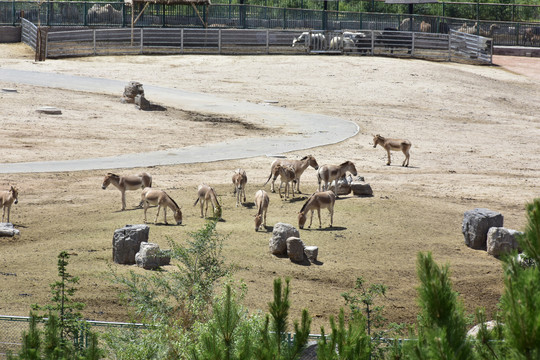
<box><xmin>372</xmin><ymin>134</ymin><xmax>411</xmax><ymax>167</ymax></box>
<box><xmin>232</xmin><ymin>168</ymin><xmax>248</xmax><ymax>207</ymax></box>
<box><xmin>298</xmin><ymin>190</ymin><xmax>336</xmax><ymax>229</ymax></box>
<box><xmin>141</xmin><ymin>188</ymin><xmax>182</xmax><ymax>225</ymax></box>
<box><xmin>254</xmin><ymin>189</ymin><xmax>270</xmax><ymax>231</ymax></box>
<box><xmin>194</xmin><ymin>184</ymin><xmax>222</xmax><ymax>219</ymax></box>
<box><xmin>102</xmin><ymin>172</ymin><xmax>152</xmax><ymax>210</ymax></box>
<box><xmin>0</xmin><ymin>186</ymin><xmax>19</xmax><ymax>223</ymax></box>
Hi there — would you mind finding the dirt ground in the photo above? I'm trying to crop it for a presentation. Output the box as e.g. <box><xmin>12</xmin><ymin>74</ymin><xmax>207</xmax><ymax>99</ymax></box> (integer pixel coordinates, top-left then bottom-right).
<box><xmin>1</xmin><ymin>43</ymin><xmax>539</xmax><ymax>333</ymax></box>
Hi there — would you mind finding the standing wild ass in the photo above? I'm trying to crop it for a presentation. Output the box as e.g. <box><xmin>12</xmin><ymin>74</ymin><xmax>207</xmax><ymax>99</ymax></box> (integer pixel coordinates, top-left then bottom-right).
<box><xmin>194</xmin><ymin>184</ymin><xmax>222</xmax><ymax>219</ymax></box>
<box><xmin>272</xmin><ymin>164</ymin><xmax>296</xmax><ymax>200</ymax></box>
<box><xmin>232</xmin><ymin>169</ymin><xmax>248</xmax><ymax>207</ymax></box>
<box><xmin>141</xmin><ymin>188</ymin><xmax>182</xmax><ymax>225</ymax></box>
<box><xmin>102</xmin><ymin>172</ymin><xmax>152</xmax><ymax>210</ymax></box>
<box><xmin>372</xmin><ymin>134</ymin><xmax>411</xmax><ymax>167</ymax></box>
<box><xmin>298</xmin><ymin>191</ymin><xmax>336</xmax><ymax>229</ymax></box>
<box><xmin>254</xmin><ymin>189</ymin><xmax>270</xmax><ymax>231</ymax></box>
<box><xmin>265</xmin><ymin>155</ymin><xmax>319</xmax><ymax>194</ymax></box>
<box><xmin>0</xmin><ymin>186</ymin><xmax>19</xmax><ymax>223</ymax></box>
<box><xmin>317</xmin><ymin>161</ymin><xmax>358</xmax><ymax>192</ymax></box>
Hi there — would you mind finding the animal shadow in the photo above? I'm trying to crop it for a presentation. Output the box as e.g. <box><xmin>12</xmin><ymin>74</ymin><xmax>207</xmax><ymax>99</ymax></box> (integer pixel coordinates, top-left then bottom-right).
<box><xmin>288</xmin><ymin>196</ymin><xmax>308</xmax><ymax>203</ymax></box>
<box><xmin>243</xmin><ymin>202</ymin><xmax>255</xmax><ymax>209</ymax></box>
<box><xmin>305</xmin><ymin>226</ymin><xmax>347</xmax><ymax>232</ymax></box>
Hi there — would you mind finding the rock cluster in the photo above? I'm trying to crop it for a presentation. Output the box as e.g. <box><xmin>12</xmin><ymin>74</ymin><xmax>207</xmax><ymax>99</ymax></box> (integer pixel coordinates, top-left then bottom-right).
<box><xmin>269</xmin><ymin>222</ymin><xmax>318</xmax><ymax>264</ymax></box>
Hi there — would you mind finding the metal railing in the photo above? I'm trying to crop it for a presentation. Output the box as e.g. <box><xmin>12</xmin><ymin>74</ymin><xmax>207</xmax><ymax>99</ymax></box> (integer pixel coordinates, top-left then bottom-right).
<box><xmin>1</xmin><ymin>2</ymin><xmax>539</xmax><ymax>47</ymax></box>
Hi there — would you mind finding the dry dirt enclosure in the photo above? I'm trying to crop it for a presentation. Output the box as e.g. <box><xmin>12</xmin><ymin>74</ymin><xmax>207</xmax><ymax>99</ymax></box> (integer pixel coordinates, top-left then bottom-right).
<box><xmin>0</xmin><ymin>43</ymin><xmax>540</xmax><ymax>333</ymax></box>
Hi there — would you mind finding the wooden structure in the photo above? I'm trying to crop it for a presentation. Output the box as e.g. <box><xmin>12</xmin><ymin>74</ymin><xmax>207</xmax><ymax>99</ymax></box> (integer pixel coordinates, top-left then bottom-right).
<box><xmin>125</xmin><ymin>0</ymin><xmax>211</xmax><ymax>28</ymax></box>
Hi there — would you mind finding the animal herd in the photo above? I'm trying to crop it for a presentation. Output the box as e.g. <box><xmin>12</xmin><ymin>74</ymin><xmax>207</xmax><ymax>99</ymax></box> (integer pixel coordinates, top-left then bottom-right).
<box><xmin>1</xmin><ymin>135</ymin><xmax>411</xmax><ymax>232</ymax></box>
<box><xmin>96</xmin><ymin>134</ymin><xmax>412</xmax><ymax>231</ymax></box>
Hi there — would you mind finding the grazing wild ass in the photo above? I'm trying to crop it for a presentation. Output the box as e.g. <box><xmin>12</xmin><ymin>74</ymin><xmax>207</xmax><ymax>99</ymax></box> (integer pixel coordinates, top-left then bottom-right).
<box><xmin>141</xmin><ymin>188</ymin><xmax>182</xmax><ymax>225</ymax></box>
<box><xmin>254</xmin><ymin>189</ymin><xmax>270</xmax><ymax>231</ymax></box>
<box><xmin>317</xmin><ymin>161</ymin><xmax>358</xmax><ymax>192</ymax></box>
<box><xmin>265</xmin><ymin>155</ymin><xmax>319</xmax><ymax>194</ymax></box>
<box><xmin>298</xmin><ymin>191</ymin><xmax>336</xmax><ymax>229</ymax></box>
<box><xmin>272</xmin><ymin>164</ymin><xmax>296</xmax><ymax>199</ymax></box>
<box><xmin>232</xmin><ymin>169</ymin><xmax>248</xmax><ymax>207</ymax></box>
<box><xmin>0</xmin><ymin>186</ymin><xmax>19</xmax><ymax>223</ymax></box>
<box><xmin>372</xmin><ymin>134</ymin><xmax>411</xmax><ymax>167</ymax></box>
<box><xmin>102</xmin><ymin>172</ymin><xmax>152</xmax><ymax>210</ymax></box>
<box><xmin>193</xmin><ymin>184</ymin><xmax>222</xmax><ymax>219</ymax></box>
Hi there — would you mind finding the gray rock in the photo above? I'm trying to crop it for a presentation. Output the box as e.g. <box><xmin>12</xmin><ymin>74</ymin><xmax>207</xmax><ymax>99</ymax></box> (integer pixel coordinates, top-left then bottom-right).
<box><xmin>0</xmin><ymin>222</ymin><xmax>20</xmax><ymax>237</ymax></box>
<box><xmin>351</xmin><ymin>182</ymin><xmax>373</xmax><ymax>197</ymax></box>
<box><xmin>112</xmin><ymin>224</ymin><xmax>150</xmax><ymax>264</ymax></box>
<box><xmin>487</xmin><ymin>227</ymin><xmax>522</xmax><ymax>257</ymax></box>
<box><xmin>462</xmin><ymin>208</ymin><xmax>503</xmax><ymax>250</ymax></box>
<box><xmin>304</xmin><ymin>246</ymin><xmax>318</xmax><ymax>262</ymax></box>
<box><xmin>467</xmin><ymin>320</ymin><xmax>500</xmax><ymax>338</ymax></box>
<box><xmin>329</xmin><ymin>175</ymin><xmax>352</xmax><ymax>195</ymax></box>
<box><xmin>135</xmin><ymin>242</ymin><xmax>171</xmax><ymax>270</ymax></box>
<box><xmin>269</xmin><ymin>223</ymin><xmax>299</xmax><ymax>256</ymax></box>
<box><xmin>134</xmin><ymin>94</ymin><xmax>151</xmax><ymax>111</ymax></box>
<box><xmin>122</xmin><ymin>81</ymin><xmax>144</xmax><ymax>103</ymax></box>
<box><xmin>287</xmin><ymin>237</ymin><xmax>305</xmax><ymax>262</ymax></box>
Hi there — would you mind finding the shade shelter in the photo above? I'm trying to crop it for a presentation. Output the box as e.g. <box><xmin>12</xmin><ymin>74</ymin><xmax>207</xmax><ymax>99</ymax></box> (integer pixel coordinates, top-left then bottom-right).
<box><xmin>125</xmin><ymin>0</ymin><xmax>211</xmax><ymax>28</ymax></box>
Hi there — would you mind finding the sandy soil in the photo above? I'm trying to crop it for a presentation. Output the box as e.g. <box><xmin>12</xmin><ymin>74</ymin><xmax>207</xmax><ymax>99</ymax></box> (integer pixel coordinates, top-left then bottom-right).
<box><xmin>1</xmin><ymin>43</ymin><xmax>539</xmax><ymax>333</ymax></box>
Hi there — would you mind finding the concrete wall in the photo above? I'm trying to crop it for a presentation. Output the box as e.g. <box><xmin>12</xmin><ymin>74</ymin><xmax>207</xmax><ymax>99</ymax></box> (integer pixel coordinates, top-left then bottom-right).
<box><xmin>0</xmin><ymin>27</ymin><xmax>21</xmax><ymax>43</ymax></box>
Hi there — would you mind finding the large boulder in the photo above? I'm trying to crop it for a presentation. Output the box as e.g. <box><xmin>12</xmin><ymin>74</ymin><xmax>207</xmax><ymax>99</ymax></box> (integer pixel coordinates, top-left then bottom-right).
<box><xmin>462</xmin><ymin>208</ymin><xmax>503</xmax><ymax>250</ymax></box>
<box><xmin>351</xmin><ymin>176</ymin><xmax>373</xmax><ymax>197</ymax></box>
<box><xmin>329</xmin><ymin>175</ymin><xmax>353</xmax><ymax>196</ymax></box>
<box><xmin>112</xmin><ymin>224</ymin><xmax>150</xmax><ymax>264</ymax></box>
<box><xmin>135</xmin><ymin>242</ymin><xmax>171</xmax><ymax>270</ymax></box>
<box><xmin>467</xmin><ymin>320</ymin><xmax>500</xmax><ymax>338</ymax></box>
<box><xmin>487</xmin><ymin>227</ymin><xmax>522</xmax><ymax>258</ymax></box>
<box><xmin>121</xmin><ymin>81</ymin><xmax>145</xmax><ymax>104</ymax></box>
<box><xmin>269</xmin><ymin>223</ymin><xmax>299</xmax><ymax>256</ymax></box>
<box><xmin>304</xmin><ymin>246</ymin><xmax>319</xmax><ymax>263</ymax></box>
<box><xmin>286</xmin><ymin>237</ymin><xmax>305</xmax><ymax>262</ymax></box>
<box><xmin>134</xmin><ymin>94</ymin><xmax>151</xmax><ymax>111</ymax></box>
<box><xmin>0</xmin><ymin>222</ymin><xmax>20</xmax><ymax>237</ymax></box>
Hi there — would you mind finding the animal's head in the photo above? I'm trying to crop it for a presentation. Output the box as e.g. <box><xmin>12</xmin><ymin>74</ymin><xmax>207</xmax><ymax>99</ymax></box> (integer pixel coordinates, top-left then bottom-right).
<box><xmin>174</xmin><ymin>209</ymin><xmax>183</xmax><ymax>225</ymax></box>
<box><xmin>372</xmin><ymin>134</ymin><xmax>382</xmax><ymax>148</ymax></box>
<box><xmin>10</xmin><ymin>186</ymin><xmax>19</xmax><ymax>204</ymax></box>
<box><xmin>298</xmin><ymin>211</ymin><xmax>307</xmax><ymax>229</ymax></box>
<box><xmin>304</xmin><ymin>155</ymin><xmax>319</xmax><ymax>170</ymax></box>
<box><xmin>255</xmin><ymin>214</ymin><xmax>262</xmax><ymax>231</ymax></box>
<box><xmin>292</xmin><ymin>32</ymin><xmax>307</xmax><ymax>47</ymax></box>
<box><xmin>101</xmin><ymin>173</ymin><xmax>116</xmax><ymax>189</ymax></box>
<box><xmin>272</xmin><ymin>165</ymin><xmax>282</xmax><ymax>178</ymax></box>
<box><xmin>347</xmin><ymin>161</ymin><xmax>358</xmax><ymax>176</ymax></box>
<box><xmin>213</xmin><ymin>204</ymin><xmax>222</xmax><ymax>220</ymax></box>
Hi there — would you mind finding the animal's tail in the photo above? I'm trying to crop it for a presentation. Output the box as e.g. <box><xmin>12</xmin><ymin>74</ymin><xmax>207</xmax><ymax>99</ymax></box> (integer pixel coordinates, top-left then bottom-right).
<box><xmin>193</xmin><ymin>198</ymin><xmax>200</xmax><ymax>206</ymax></box>
<box><xmin>263</xmin><ymin>172</ymin><xmax>273</xmax><ymax>187</ymax></box>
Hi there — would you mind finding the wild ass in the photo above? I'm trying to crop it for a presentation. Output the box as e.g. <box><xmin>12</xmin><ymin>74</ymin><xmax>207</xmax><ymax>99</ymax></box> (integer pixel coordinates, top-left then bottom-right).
<box><xmin>193</xmin><ymin>184</ymin><xmax>222</xmax><ymax>219</ymax></box>
<box><xmin>272</xmin><ymin>164</ymin><xmax>296</xmax><ymax>200</ymax></box>
<box><xmin>265</xmin><ymin>155</ymin><xmax>319</xmax><ymax>194</ymax></box>
<box><xmin>232</xmin><ymin>169</ymin><xmax>248</xmax><ymax>207</ymax></box>
<box><xmin>102</xmin><ymin>172</ymin><xmax>152</xmax><ymax>210</ymax></box>
<box><xmin>298</xmin><ymin>191</ymin><xmax>336</xmax><ymax>229</ymax></box>
<box><xmin>254</xmin><ymin>189</ymin><xmax>270</xmax><ymax>231</ymax></box>
<box><xmin>141</xmin><ymin>188</ymin><xmax>182</xmax><ymax>225</ymax></box>
<box><xmin>0</xmin><ymin>186</ymin><xmax>19</xmax><ymax>223</ymax></box>
<box><xmin>372</xmin><ymin>134</ymin><xmax>411</xmax><ymax>167</ymax></box>
<box><xmin>317</xmin><ymin>161</ymin><xmax>358</xmax><ymax>192</ymax></box>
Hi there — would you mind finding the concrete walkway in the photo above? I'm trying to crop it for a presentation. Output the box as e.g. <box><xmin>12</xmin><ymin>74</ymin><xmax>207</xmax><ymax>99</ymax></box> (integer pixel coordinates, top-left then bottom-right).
<box><xmin>0</xmin><ymin>68</ymin><xmax>359</xmax><ymax>173</ymax></box>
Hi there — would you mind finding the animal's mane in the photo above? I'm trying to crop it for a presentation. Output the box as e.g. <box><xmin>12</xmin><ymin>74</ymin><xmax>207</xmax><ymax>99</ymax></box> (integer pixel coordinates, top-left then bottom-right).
<box><xmin>107</xmin><ymin>173</ymin><xmax>120</xmax><ymax>179</ymax></box>
<box><xmin>164</xmin><ymin>191</ymin><xmax>180</xmax><ymax>210</ymax></box>
<box><xmin>340</xmin><ymin>161</ymin><xmax>351</xmax><ymax>166</ymax></box>
<box><xmin>300</xmin><ymin>193</ymin><xmax>317</xmax><ymax>213</ymax></box>
<box><xmin>211</xmin><ymin>187</ymin><xmax>221</xmax><ymax>207</ymax></box>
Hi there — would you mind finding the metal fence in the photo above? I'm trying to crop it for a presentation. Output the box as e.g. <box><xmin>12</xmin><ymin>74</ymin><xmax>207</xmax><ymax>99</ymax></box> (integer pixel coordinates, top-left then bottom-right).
<box><xmin>0</xmin><ymin>315</ymin><xmax>146</xmax><ymax>359</ymax></box>
<box><xmin>40</xmin><ymin>27</ymin><xmax>492</xmax><ymax>64</ymax></box>
<box><xmin>1</xmin><ymin>2</ymin><xmax>539</xmax><ymax>47</ymax></box>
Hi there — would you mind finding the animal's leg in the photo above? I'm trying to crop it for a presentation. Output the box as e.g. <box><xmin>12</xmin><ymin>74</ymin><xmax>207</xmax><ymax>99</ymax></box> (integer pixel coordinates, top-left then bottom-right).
<box><xmin>204</xmin><ymin>201</ymin><xmax>208</xmax><ymax>218</ymax></box>
<box><xmin>154</xmin><ymin>205</ymin><xmax>161</xmax><ymax>224</ymax></box>
<box><xmin>270</xmin><ymin>179</ymin><xmax>276</xmax><ymax>193</ymax></box>
<box><xmin>263</xmin><ymin>209</ymin><xmax>267</xmax><ymax>227</ymax></box>
<box><xmin>163</xmin><ymin>207</ymin><xmax>168</xmax><ymax>224</ymax></box>
<box><xmin>200</xmin><ymin>201</ymin><xmax>204</xmax><ymax>218</ymax></box>
<box><xmin>329</xmin><ymin>206</ymin><xmax>334</xmax><ymax>227</ymax></box>
<box><xmin>143</xmin><ymin>204</ymin><xmax>148</xmax><ymax>223</ymax></box>
<box><xmin>1</xmin><ymin>207</ymin><xmax>5</xmax><ymax>222</ymax></box>
<box><xmin>386</xmin><ymin>149</ymin><xmax>391</xmax><ymax>166</ymax></box>
<box><xmin>242</xmin><ymin>188</ymin><xmax>246</xmax><ymax>203</ymax></box>
<box><xmin>317</xmin><ymin>209</ymin><xmax>322</xmax><ymax>228</ymax></box>
<box><xmin>403</xmin><ymin>149</ymin><xmax>410</xmax><ymax>167</ymax></box>
<box><xmin>296</xmin><ymin>178</ymin><xmax>301</xmax><ymax>194</ymax></box>
<box><xmin>278</xmin><ymin>184</ymin><xmax>283</xmax><ymax>199</ymax></box>
<box><xmin>291</xmin><ymin>182</ymin><xmax>295</xmax><ymax>198</ymax></box>
<box><xmin>308</xmin><ymin>210</ymin><xmax>314</xmax><ymax>228</ymax></box>
<box><xmin>121</xmin><ymin>191</ymin><xmax>126</xmax><ymax>211</ymax></box>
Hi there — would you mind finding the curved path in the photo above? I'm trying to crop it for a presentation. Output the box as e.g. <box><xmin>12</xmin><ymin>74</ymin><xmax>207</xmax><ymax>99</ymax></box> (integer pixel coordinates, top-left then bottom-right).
<box><xmin>0</xmin><ymin>68</ymin><xmax>359</xmax><ymax>173</ymax></box>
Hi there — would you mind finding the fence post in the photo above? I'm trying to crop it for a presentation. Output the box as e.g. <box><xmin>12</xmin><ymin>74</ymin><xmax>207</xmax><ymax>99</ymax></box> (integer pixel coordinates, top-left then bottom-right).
<box><xmin>181</xmin><ymin>28</ymin><xmax>184</xmax><ymax>53</ymax></box>
<box><xmin>266</xmin><ymin>29</ymin><xmax>269</xmax><ymax>54</ymax></box>
<box><xmin>411</xmin><ymin>32</ymin><xmax>415</xmax><ymax>56</ymax></box>
<box><xmin>162</xmin><ymin>3</ymin><xmax>165</xmax><ymax>27</ymax></box>
<box><xmin>140</xmin><ymin>28</ymin><xmax>143</xmax><ymax>54</ymax></box>
<box><xmin>448</xmin><ymin>31</ymin><xmax>452</xmax><ymax>62</ymax></box>
<box><xmin>93</xmin><ymin>29</ymin><xmax>96</xmax><ymax>56</ymax></box>
<box><xmin>218</xmin><ymin>29</ymin><xmax>222</xmax><ymax>54</ymax></box>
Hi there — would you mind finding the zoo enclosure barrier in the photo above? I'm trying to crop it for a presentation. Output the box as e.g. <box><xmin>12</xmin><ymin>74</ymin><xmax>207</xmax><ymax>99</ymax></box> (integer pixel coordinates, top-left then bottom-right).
<box><xmin>0</xmin><ymin>314</ymin><xmax>330</xmax><ymax>358</ymax></box>
<box><xmin>1</xmin><ymin>1</ymin><xmax>539</xmax><ymax>47</ymax></box>
<box><xmin>38</xmin><ymin>26</ymin><xmax>492</xmax><ymax>64</ymax></box>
